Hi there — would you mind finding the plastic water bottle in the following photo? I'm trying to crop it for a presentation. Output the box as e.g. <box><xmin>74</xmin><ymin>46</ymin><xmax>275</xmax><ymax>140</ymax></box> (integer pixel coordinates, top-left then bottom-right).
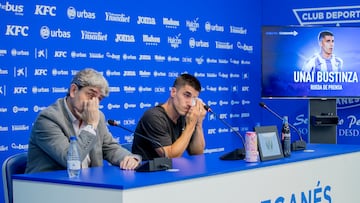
<box><xmin>281</xmin><ymin>116</ymin><xmax>291</xmax><ymax>157</ymax></box>
<box><xmin>67</xmin><ymin>136</ymin><xmax>81</xmax><ymax>178</ymax></box>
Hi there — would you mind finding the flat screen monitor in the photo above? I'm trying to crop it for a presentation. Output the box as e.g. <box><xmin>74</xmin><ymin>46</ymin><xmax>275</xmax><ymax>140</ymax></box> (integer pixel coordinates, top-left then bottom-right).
<box><xmin>261</xmin><ymin>26</ymin><xmax>360</xmax><ymax>98</ymax></box>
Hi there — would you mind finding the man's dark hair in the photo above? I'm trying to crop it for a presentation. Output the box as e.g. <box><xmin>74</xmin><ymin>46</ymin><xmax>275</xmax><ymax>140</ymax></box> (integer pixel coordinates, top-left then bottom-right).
<box><xmin>318</xmin><ymin>30</ymin><xmax>334</xmax><ymax>41</ymax></box>
<box><xmin>172</xmin><ymin>73</ymin><xmax>201</xmax><ymax>92</ymax></box>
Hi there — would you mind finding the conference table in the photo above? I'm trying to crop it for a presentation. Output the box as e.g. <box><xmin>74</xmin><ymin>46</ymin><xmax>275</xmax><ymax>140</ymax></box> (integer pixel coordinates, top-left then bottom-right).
<box><xmin>12</xmin><ymin>144</ymin><xmax>360</xmax><ymax>202</ymax></box>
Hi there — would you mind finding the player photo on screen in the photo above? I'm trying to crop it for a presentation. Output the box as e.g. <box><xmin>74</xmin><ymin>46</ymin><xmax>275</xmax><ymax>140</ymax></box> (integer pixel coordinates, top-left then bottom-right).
<box><xmin>261</xmin><ymin>26</ymin><xmax>359</xmax><ymax>98</ymax></box>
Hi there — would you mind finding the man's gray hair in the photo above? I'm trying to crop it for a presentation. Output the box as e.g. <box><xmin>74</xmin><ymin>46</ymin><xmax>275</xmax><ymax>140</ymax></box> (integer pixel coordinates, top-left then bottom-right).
<box><xmin>69</xmin><ymin>68</ymin><xmax>109</xmax><ymax>97</ymax></box>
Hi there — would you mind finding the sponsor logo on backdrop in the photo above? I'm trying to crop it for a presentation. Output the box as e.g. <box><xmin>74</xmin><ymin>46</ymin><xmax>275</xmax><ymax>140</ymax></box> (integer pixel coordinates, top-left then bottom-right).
<box><xmin>0</xmin><ymin>125</ymin><xmax>9</xmax><ymax>132</ymax></box>
<box><xmin>123</xmin><ymin>119</ymin><xmax>136</xmax><ymax>125</ymax></box>
<box><xmin>205</xmin><ymin>21</ymin><xmax>224</xmax><ymax>32</ymax></box>
<box><xmin>139</xmin><ymin>70</ymin><xmax>151</xmax><ymax>77</ymax></box>
<box><xmin>163</xmin><ymin>17</ymin><xmax>180</xmax><ymax>29</ymax></box>
<box><xmin>123</xmin><ymin>103</ymin><xmax>136</xmax><ymax>109</ymax></box>
<box><xmin>11</xmin><ymin>143</ymin><xmax>28</xmax><ymax>150</ymax></box>
<box><xmin>168</xmin><ymin>72</ymin><xmax>179</xmax><ymax>78</ymax></box>
<box><xmin>154</xmin><ymin>87</ymin><xmax>165</xmax><ymax>93</ymax></box>
<box><xmin>206</xmin><ymin>85</ymin><xmax>217</xmax><ymax>92</ymax></box>
<box><xmin>0</xmin><ymin>68</ymin><xmax>9</xmax><ymax>75</ymax></box>
<box><xmin>106</xmin><ymin>70</ymin><xmax>121</xmax><ymax>77</ymax></box>
<box><xmin>34</xmin><ymin>68</ymin><xmax>47</xmax><ymax>76</ymax></box>
<box><xmin>154</xmin><ymin>55</ymin><xmax>166</xmax><ymax>62</ymax></box>
<box><xmin>123</xmin><ymin>86</ymin><xmax>136</xmax><ymax>93</ymax></box>
<box><xmin>52</xmin><ymin>69</ymin><xmax>69</xmax><ymax>76</ymax></box>
<box><xmin>13</xmin><ymin>87</ymin><xmax>27</xmax><ymax>94</ymax></box>
<box><xmin>195</xmin><ymin>56</ymin><xmax>204</xmax><ymax>65</ymax></box>
<box><xmin>0</xmin><ymin>2</ymin><xmax>24</xmax><ymax>15</ymax></box>
<box><xmin>168</xmin><ymin>34</ymin><xmax>182</xmax><ymax>48</ymax></box>
<box><xmin>232</xmin><ymin>85</ymin><xmax>238</xmax><ymax>92</ymax></box>
<box><xmin>229</xmin><ymin>26</ymin><xmax>247</xmax><ymax>34</ymax></box>
<box><xmin>11</xmin><ymin>49</ymin><xmax>29</xmax><ymax>56</ymax></box>
<box><xmin>206</xmin><ymin>58</ymin><xmax>217</xmax><ymax>64</ymax></box>
<box><xmin>140</xmin><ymin>102</ymin><xmax>152</xmax><ymax>109</ymax></box>
<box><xmin>109</xmin><ymin>86</ymin><xmax>121</xmax><ymax>93</ymax></box>
<box><xmin>35</xmin><ymin>48</ymin><xmax>48</xmax><ymax>59</ymax></box>
<box><xmin>89</xmin><ymin>52</ymin><xmax>104</xmax><ymax>59</ymax></box>
<box><xmin>241</xmin><ymin>86</ymin><xmax>250</xmax><ymax>92</ymax></box>
<box><xmin>186</xmin><ymin>18</ymin><xmax>200</xmax><ymax>32</ymax></box>
<box><xmin>194</xmin><ymin>72</ymin><xmax>205</xmax><ymax>78</ymax></box>
<box><xmin>32</xmin><ymin>86</ymin><xmax>50</xmax><ymax>94</ymax></box>
<box><xmin>34</xmin><ymin>5</ymin><xmax>56</xmax><ymax>16</ymax></box>
<box><xmin>208</xmin><ymin>128</ymin><xmax>217</xmax><ymax>135</ymax></box>
<box><xmin>123</xmin><ymin>71</ymin><xmax>136</xmax><ymax>77</ymax></box>
<box><xmin>230</xmin><ymin>73</ymin><xmax>240</xmax><ymax>78</ymax></box>
<box><xmin>167</xmin><ymin>55</ymin><xmax>180</xmax><ymax>62</ymax></box>
<box><xmin>107</xmin><ymin>103</ymin><xmax>121</xmax><ymax>110</ymax></box>
<box><xmin>207</xmin><ymin>73</ymin><xmax>217</xmax><ymax>78</ymax></box>
<box><xmin>218</xmin><ymin>86</ymin><xmax>229</xmax><ymax>92</ymax></box>
<box><xmin>81</xmin><ymin>30</ymin><xmax>108</xmax><ymax>41</ymax></box>
<box><xmin>219</xmin><ymin>114</ymin><xmax>228</xmax><ymax>119</ymax></box>
<box><xmin>207</xmin><ymin>100</ymin><xmax>217</xmax><ymax>106</ymax></box>
<box><xmin>229</xmin><ymin>58</ymin><xmax>240</xmax><ymax>65</ymax></box>
<box><xmin>241</xmin><ymin>112</ymin><xmax>250</xmax><ymax>118</ymax></box>
<box><xmin>219</xmin><ymin>100</ymin><xmax>229</xmax><ymax>106</ymax></box>
<box><xmin>14</xmin><ymin>67</ymin><xmax>27</xmax><ymax>77</ymax></box>
<box><xmin>122</xmin><ymin>53</ymin><xmax>137</xmax><ymax>60</ymax></box>
<box><xmin>137</xmin><ymin>16</ymin><xmax>156</xmax><ymax>25</ymax></box>
<box><xmin>0</xmin><ymin>107</ymin><xmax>8</xmax><ymax>113</ymax></box>
<box><xmin>218</xmin><ymin>72</ymin><xmax>228</xmax><ymax>78</ymax></box>
<box><xmin>218</xmin><ymin>59</ymin><xmax>229</xmax><ymax>64</ymax></box>
<box><xmin>215</xmin><ymin>41</ymin><xmax>233</xmax><ymax>50</ymax></box>
<box><xmin>182</xmin><ymin>57</ymin><xmax>192</xmax><ymax>63</ymax></box>
<box><xmin>242</xmin><ymin>72</ymin><xmax>249</xmax><ymax>80</ymax></box>
<box><xmin>52</xmin><ymin>87</ymin><xmax>68</xmax><ymax>93</ymax></box>
<box><xmin>237</xmin><ymin>42</ymin><xmax>253</xmax><ymax>53</ymax></box>
<box><xmin>115</xmin><ymin>34</ymin><xmax>135</xmax><ymax>43</ymax></box>
<box><xmin>139</xmin><ymin>54</ymin><xmax>151</xmax><ymax>61</ymax></box>
<box><xmin>54</xmin><ymin>50</ymin><xmax>67</xmax><ymax>58</ymax></box>
<box><xmin>105</xmin><ymin>12</ymin><xmax>130</xmax><ymax>23</ymax></box>
<box><xmin>231</xmin><ymin>100</ymin><xmax>240</xmax><ymax>106</ymax></box>
<box><xmin>0</xmin><ymin>49</ymin><xmax>7</xmax><ymax>56</ymax></box>
<box><xmin>12</xmin><ymin>106</ymin><xmax>29</xmax><ymax>113</ymax></box>
<box><xmin>67</xmin><ymin>6</ymin><xmax>96</xmax><ymax>20</ymax></box>
<box><xmin>33</xmin><ymin>105</ymin><xmax>47</xmax><ymax>113</ymax></box>
<box><xmin>189</xmin><ymin>37</ymin><xmax>209</xmax><ymax>48</ymax></box>
<box><xmin>106</xmin><ymin>52</ymin><xmax>120</xmax><ymax>61</ymax></box>
<box><xmin>218</xmin><ymin>128</ymin><xmax>228</xmax><ymax>133</ymax></box>
<box><xmin>138</xmin><ymin>86</ymin><xmax>152</xmax><ymax>93</ymax></box>
<box><xmin>153</xmin><ymin>71</ymin><xmax>166</xmax><ymax>77</ymax></box>
<box><xmin>40</xmin><ymin>26</ymin><xmax>71</xmax><ymax>39</ymax></box>
<box><xmin>0</xmin><ymin>145</ymin><xmax>9</xmax><ymax>151</ymax></box>
<box><xmin>70</xmin><ymin>51</ymin><xmax>86</xmax><ymax>58</ymax></box>
<box><xmin>242</xmin><ymin>100</ymin><xmax>250</xmax><ymax>105</ymax></box>
<box><xmin>0</xmin><ymin>85</ymin><xmax>6</xmax><ymax>96</ymax></box>
<box><xmin>142</xmin><ymin>34</ymin><xmax>160</xmax><ymax>46</ymax></box>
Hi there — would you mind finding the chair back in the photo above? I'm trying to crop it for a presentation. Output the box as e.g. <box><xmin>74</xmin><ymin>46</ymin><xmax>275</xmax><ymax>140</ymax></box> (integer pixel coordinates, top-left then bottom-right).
<box><xmin>2</xmin><ymin>152</ymin><xmax>27</xmax><ymax>203</ymax></box>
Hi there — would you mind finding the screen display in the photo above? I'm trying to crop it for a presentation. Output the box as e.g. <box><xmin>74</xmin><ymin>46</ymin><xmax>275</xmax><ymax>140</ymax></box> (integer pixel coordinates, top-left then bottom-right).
<box><xmin>261</xmin><ymin>26</ymin><xmax>360</xmax><ymax>98</ymax></box>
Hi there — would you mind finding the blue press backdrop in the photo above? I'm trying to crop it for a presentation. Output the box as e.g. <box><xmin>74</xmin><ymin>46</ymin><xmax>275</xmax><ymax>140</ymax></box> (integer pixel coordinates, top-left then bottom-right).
<box><xmin>1</xmin><ymin>0</ymin><xmax>360</xmax><ymax>202</ymax></box>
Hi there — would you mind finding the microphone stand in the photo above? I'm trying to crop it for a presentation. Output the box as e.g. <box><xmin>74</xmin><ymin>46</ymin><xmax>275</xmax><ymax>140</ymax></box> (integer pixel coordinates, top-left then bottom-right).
<box><xmin>259</xmin><ymin>102</ymin><xmax>307</xmax><ymax>151</ymax></box>
<box><xmin>108</xmin><ymin>120</ymin><xmax>173</xmax><ymax>172</ymax></box>
<box><xmin>206</xmin><ymin>108</ymin><xmax>246</xmax><ymax>160</ymax></box>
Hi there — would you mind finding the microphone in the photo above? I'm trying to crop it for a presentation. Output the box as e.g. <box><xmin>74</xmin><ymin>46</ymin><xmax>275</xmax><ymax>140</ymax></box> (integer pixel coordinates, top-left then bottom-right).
<box><xmin>107</xmin><ymin>119</ymin><xmax>173</xmax><ymax>172</ymax></box>
<box><xmin>259</xmin><ymin>102</ymin><xmax>307</xmax><ymax>151</ymax></box>
<box><xmin>205</xmin><ymin>105</ymin><xmax>246</xmax><ymax>160</ymax></box>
